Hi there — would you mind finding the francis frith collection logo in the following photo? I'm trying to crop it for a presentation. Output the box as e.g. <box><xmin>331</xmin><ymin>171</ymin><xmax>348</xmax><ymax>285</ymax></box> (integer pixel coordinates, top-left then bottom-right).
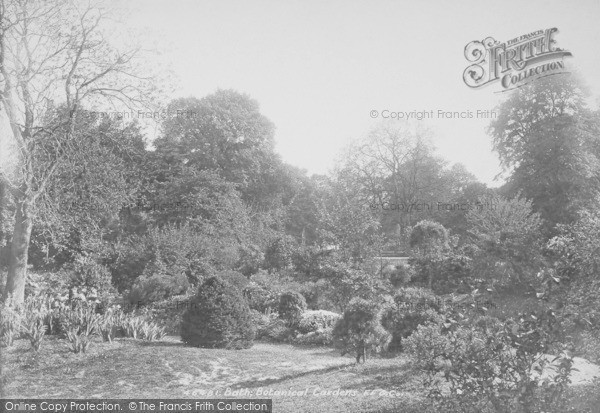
<box><xmin>463</xmin><ymin>28</ymin><xmax>572</xmax><ymax>91</ymax></box>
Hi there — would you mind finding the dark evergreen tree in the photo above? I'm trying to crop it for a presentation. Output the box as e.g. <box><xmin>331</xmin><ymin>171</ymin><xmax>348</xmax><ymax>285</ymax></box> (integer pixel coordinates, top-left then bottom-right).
<box><xmin>181</xmin><ymin>276</ymin><xmax>255</xmax><ymax>349</ymax></box>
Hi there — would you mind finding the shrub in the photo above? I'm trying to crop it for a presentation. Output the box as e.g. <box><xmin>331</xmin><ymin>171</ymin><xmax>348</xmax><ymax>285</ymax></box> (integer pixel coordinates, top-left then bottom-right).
<box><xmin>67</xmin><ymin>256</ymin><xmax>114</xmax><ymax>294</ymax></box>
<box><xmin>381</xmin><ymin>287</ymin><xmax>445</xmax><ymax>352</ymax></box>
<box><xmin>216</xmin><ymin>270</ymin><xmax>249</xmax><ymax>292</ymax></box>
<box><xmin>409</xmin><ymin>221</ymin><xmax>450</xmax><ymax>289</ymax></box>
<box><xmin>405</xmin><ymin>309</ymin><xmax>575</xmax><ymax>413</ymax></box>
<box><xmin>20</xmin><ymin>295</ymin><xmax>54</xmax><ymax>350</ymax></box>
<box><xmin>385</xmin><ymin>262</ymin><xmax>415</xmax><ymax>287</ymax></box>
<box><xmin>135</xmin><ymin>293</ymin><xmax>195</xmax><ymax>335</ymax></box>
<box><xmin>97</xmin><ymin>306</ymin><xmax>124</xmax><ymax>343</ymax></box>
<box><xmin>409</xmin><ymin>220</ymin><xmax>449</xmax><ymax>250</ymax></box>
<box><xmin>278</xmin><ymin>291</ymin><xmax>307</xmax><ymax>327</ymax></box>
<box><xmin>22</xmin><ymin>318</ymin><xmax>46</xmax><ymax>351</ymax></box>
<box><xmin>139</xmin><ymin>322</ymin><xmax>166</xmax><ymax>341</ymax></box>
<box><xmin>126</xmin><ymin>257</ymin><xmax>190</xmax><ymax>305</ymax></box>
<box><xmin>258</xmin><ymin>318</ymin><xmax>293</xmax><ymax>343</ymax></box>
<box><xmin>578</xmin><ymin>330</ymin><xmax>600</xmax><ymax>364</ymax></box>
<box><xmin>107</xmin><ymin>235</ymin><xmax>152</xmax><ymax>292</ymax></box>
<box><xmin>297</xmin><ymin>310</ymin><xmax>341</xmax><ymax>334</ymax></box>
<box><xmin>65</xmin><ymin>325</ymin><xmax>93</xmax><ymax>353</ymax></box>
<box><xmin>122</xmin><ymin>316</ymin><xmax>145</xmax><ymax>339</ymax></box>
<box><xmin>243</xmin><ymin>282</ymin><xmax>279</xmax><ymax>313</ymax></box>
<box><xmin>319</xmin><ymin>262</ymin><xmax>389</xmax><ymax>312</ymax></box>
<box><xmin>294</xmin><ymin>328</ymin><xmax>335</xmax><ymax>346</ymax></box>
<box><xmin>0</xmin><ymin>301</ymin><xmax>21</xmax><ymax>347</ymax></box>
<box><xmin>58</xmin><ymin>301</ymin><xmax>99</xmax><ymax>337</ymax></box>
<box><xmin>333</xmin><ymin>298</ymin><xmax>391</xmax><ymax>363</ymax></box>
<box><xmin>181</xmin><ymin>276</ymin><xmax>255</xmax><ymax>349</ymax></box>
<box><xmin>264</xmin><ymin>235</ymin><xmax>297</xmax><ymax>272</ymax></box>
<box><xmin>59</xmin><ymin>301</ymin><xmax>99</xmax><ymax>353</ymax></box>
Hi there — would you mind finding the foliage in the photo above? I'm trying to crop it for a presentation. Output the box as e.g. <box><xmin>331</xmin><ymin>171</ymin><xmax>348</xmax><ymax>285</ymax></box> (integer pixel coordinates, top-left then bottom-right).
<box><xmin>278</xmin><ymin>291</ymin><xmax>307</xmax><ymax>327</ymax></box>
<box><xmin>337</xmin><ymin>123</ymin><xmax>482</xmax><ymax>239</ymax></box>
<box><xmin>294</xmin><ymin>328</ymin><xmax>335</xmax><ymax>346</ymax></box>
<box><xmin>315</xmin><ymin>176</ymin><xmax>382</xmax><ymax>263</ymax></box>
<box><xmin>156</xmin><ymin>90</ymin><xmax>278</xmax><ymax>206</ymax></box>
<box><xmin>318</xmin><ymin>261</ymin><xmax>389</xmax><ymax>312</ymax></box>
<box><xmin>243</xmin><ymin>281</ymin><xmax>279</xmax><ymax>313</ymax></box>
<box><xmin>264</xmin><ymin>235</ymin><xmax>297</xmax><ymax>272</ymax></box>
<box><xmin>134</xmin><ymin>293</ymin><xmax>195</xmax><ymax>335</ymax></box>
<box><xmin>59</xmin><ymin>301</ymin><xmax>99</xmax><ymax>353</ymax></box>
<box><xmin>578</xmin><ymin>330</ymin><xmax>600</xmax><ymax>364</ymax></box>
<box><xmin>0</xmin><ymin>300</ymin><xmax>21</xmax><ymax>347</ymax></box>
<box><xmin>381</xmin><ymin>287</ymin><xmax>445</xmax><ymax>352</ymax></box>
<box><xmin>127</xmin><ymin>260</ymin><xmax>190</xmax><ymax>306</ymax></box>
<box><xmin>488</xmin><ymin>74</ymin><xmax>600</xmax><ymax>232</ymax></box>
<box><xmin>466</xmin><ymin>193</ymin><xmax>544</xmax><ymax>288</ymax></box>
<box><xmin>297</xmin><ymin>310</ymin><xmax>341</xmax><ymax>334</ymax></box>
<box><xmin>256</xmin><ymin>317</ymin><xmax>294</xmax><ymax>343</ymax></box>
<box><xmin>408</xmin><ymin>221</ymin><xmax>450</xmax><ymax>289</ymax></box>
<box><xmin>22</xmin><ymin>318</ymin><xmax>47</xmax><ymax>352</ymax></box>
<box><xmin>107</xmin><ymin>236</ymin><xmax>152</xmax><ymax>292</ymax></box>
<box><xmin>405</xmin><ymin>309</ymin><xmax>574</xmax><ymax>413</ymax></box>
<box><xmin>216</xmin><ymin>270</ymin><xmax>250</xmax><ymax>292</ymax></box>
<box><xmin>409</xmin><ymin>220</ymin><xmax>449</xmax><ymax>251</ymax></box>
<box><xmin>291</xmin><ymin>244</ymin><xmax>329</xmax><ymax>277</ymax></box>
<box><xmin>65</xmin><ymin>256</ymin><xmax>115</xmax><ymax>299</ymax></box>
<box><xmin>332</xmin><ymin>298</ymin><xmax>391</xmax><ymax>363</ymax></box>
<box><xmin>236</xmin><ymin>244</ymin><xmax>264</xmax><ymax>277</ymax></box>
<box><xmin>547</xmin><ymin>210</ymin><xmax>600</xmax><ymax>284</ymax></box>
<box><xmin>181</xmin><ymin>276</ymin><xmax>255</xmax><ymax>349</ymax></box>
<box><xmin>65</xmin><ymin>326</ymin><xmax>93</xmax><ymax>354</ymax></box>
<box><xmin>97</xmin><ymin>309</ymin><xmax>120</xmax><ymax>343</ymax></box>
<box><xmin>546</xmin><ymin>211</ymin><xmax>600</xmax><ymax>349</ymax></box>
<box><xmin>383</xmin><ymin>262</ymin><xmax>415</xmax><ymax>287</ymax></box>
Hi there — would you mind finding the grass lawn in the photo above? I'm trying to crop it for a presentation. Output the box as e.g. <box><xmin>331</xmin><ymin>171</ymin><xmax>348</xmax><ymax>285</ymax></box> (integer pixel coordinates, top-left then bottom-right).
<box><xmin>0</xmin><ymin>336</ymin><xmax>427</xmax><ymax>413</ymax></box>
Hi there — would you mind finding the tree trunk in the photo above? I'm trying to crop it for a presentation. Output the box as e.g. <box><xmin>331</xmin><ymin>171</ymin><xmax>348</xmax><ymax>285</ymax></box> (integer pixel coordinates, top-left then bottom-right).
<box><xmin>3</xmin><ymin>196</ymin><xmax>34</xmax><ymax>305</ymax></box>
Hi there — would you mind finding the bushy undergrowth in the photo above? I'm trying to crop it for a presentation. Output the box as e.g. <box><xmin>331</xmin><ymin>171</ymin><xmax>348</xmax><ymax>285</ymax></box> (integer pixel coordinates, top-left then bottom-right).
<box><xmin>134</xmin><ymin>293</ymin><xmax>195</xmax><ymax>335</ymax></box>
<box><xmin>243</xmin><ymin>281</ymin><xmax>279</xmax><ymax>313</ymax></box>
<box><xmin>405</xmin><ymin>308</ymin><xmax>574</xmax><ymax>413</ymax></box>
<box><xmin>297</xmin><ymin>310</ymin><xmax>341</xmax><ymax>334</ymax></box>
<box><xmin>126</xmin><ymin>257</ymin><xmax>190</xmax><ymax>305</ymax></box>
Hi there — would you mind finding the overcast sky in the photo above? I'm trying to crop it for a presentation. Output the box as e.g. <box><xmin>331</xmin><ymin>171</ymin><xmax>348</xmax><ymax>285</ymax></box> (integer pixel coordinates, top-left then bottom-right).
<box><xmin>119</xmin><ymin>0</ymin><xmax>600</xmax><ymax>186</ymax></box>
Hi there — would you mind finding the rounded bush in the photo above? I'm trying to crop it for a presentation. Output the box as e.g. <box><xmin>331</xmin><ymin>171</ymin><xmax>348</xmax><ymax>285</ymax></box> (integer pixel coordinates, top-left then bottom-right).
<box><xmin>381</xmin><ymin>287</ymin><xmax>444</xmax><ymax>352</ymax></box>
<box><xmin>409</xmin><ymin>220</ymin><xmax>449</xmax><ymax>250</ymax></box>
<box><xmin>181</xmin><ymin>276</ymin><xmax>255</xmax><ymax>349</ymax></box>
<box><xmin>386</xmin><ymin>263</ymin><xmax>415</xmax><ymax>287</ymax></box>
<box><xmin>278</xmin><ymin>291</ymin><xmax>307</xmax><ymax>325</ymax></box>
<box><xmin>333</xmin><ymin>298</ymin><xmax>390</xmax><ymax>363</ymax></box>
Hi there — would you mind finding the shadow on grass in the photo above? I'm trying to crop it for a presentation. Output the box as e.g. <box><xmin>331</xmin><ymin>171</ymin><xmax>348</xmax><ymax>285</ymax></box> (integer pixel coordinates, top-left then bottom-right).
<box><xmin>342</xmin><ymin>364</ymin><xmax>417</xmax><ymax>391</ymax></box>
<box><xmin>137</xmin><ymin>340</ymin><xmax>184</xmax><ymax>347</ymax></box>
<box><xmin>230</xmin><ymin>363</ymin><xmax>356</xmax><ymax>389</ymax></box>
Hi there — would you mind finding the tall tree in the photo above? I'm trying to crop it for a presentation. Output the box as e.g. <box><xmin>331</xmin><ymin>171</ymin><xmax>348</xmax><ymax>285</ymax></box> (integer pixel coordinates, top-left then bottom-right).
<box><xmin>156</xmin><ymin>91</ymin><xmax>279</xmax><ymax>207</ymax></box>
<box><xmin>0</xmin><ymin>0</ymin><xmax>154</xmax><ymax>304</ymax></box>
<box><xmin>489</xmin><ymin>74</ymin><xmax>600</xmax><ymax>234</ymax></box>
<box><xmin>337</xmin><ymin>123</ymin><xmax>483</xmax><ymax>247</ymax></box>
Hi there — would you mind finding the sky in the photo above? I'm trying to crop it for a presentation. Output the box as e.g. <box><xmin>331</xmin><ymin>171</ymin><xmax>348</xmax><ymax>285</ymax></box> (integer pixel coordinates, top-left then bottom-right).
<box><xmin>113</xmin><ymin>0</ymin><xmax>600</xmax><ymax>186</ymax></box>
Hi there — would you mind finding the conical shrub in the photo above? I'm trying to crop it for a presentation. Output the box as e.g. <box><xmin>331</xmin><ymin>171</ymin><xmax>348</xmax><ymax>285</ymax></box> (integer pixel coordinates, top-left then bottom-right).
<box><xmin>181</xmin><ymin>276</ymin><xmax>255</xmax><ymax>349</ymax></box>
